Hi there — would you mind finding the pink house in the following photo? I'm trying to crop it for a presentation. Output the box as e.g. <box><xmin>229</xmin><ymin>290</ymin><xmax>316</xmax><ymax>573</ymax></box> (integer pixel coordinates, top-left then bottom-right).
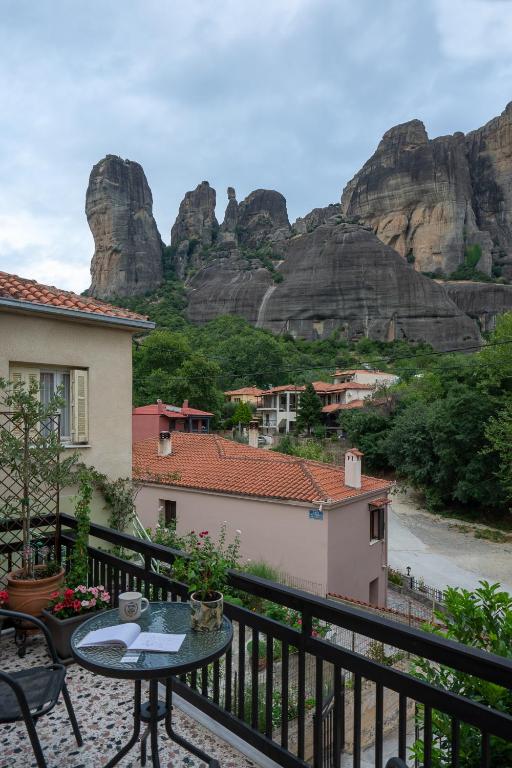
<box><xmin>133</xmin><ymin>434</ymin><xmax>392</xmax><ymax>606</ymax></box>
<box><xmin>132</xmin><ymin>400</ymin><xmax>213</xmax><ymax>442</ymax></box>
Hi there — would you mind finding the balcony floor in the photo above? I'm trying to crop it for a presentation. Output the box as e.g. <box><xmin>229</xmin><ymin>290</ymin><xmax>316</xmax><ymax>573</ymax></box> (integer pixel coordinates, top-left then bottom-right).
<box><xmin>0</xmin><ymin>630</ymin><xmax>257</xmax><ymax>768</ymax></box>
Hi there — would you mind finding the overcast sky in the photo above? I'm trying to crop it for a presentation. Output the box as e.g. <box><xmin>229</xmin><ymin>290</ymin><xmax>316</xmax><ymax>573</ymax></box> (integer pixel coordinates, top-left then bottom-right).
<box><xmin>1</xmin><ymin>0</ymin><xmax>511</xmax><ymax>292</ymax></box>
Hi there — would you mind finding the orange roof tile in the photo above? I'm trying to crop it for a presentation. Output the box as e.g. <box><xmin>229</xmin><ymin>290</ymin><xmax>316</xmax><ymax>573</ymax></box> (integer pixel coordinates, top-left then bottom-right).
<box><xmin>133</xmin><ymin>403</ymin><xmax>213</xmax><ymax>417</ymax></box>
<box><xmin>322</xmin><ymin>400</ymin><xmax>366</xmax><ymax>413</ymax></box>
<box><xmin>133</xmin><ymin>433</ymin><xmax>390</xmax><ymax>504</ymax></box>
<box><xmin>224</xmin><ymin>387</ymin><xmax>265</xmax><ymax>396</ymax></box>
<box><xmin>0</xmin><ymin>271</ymin><xmax>152</xmax><ymax>326</ymax></box>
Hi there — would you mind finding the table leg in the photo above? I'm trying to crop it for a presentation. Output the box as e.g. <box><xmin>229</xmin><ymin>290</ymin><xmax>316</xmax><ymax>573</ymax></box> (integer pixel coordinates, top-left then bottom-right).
<box><xmin>103</xmin><ymin>679</ymin><xmax>142</xmax><ymax>768</ymax></box>
<box><xmin>149</xmin><ymin>680</ymin><xmax>161</xmax><ymax>768</ymax></box>
<box><xmin>164</xmin><ymin>679</ymin><xmax>220</xmax><ymax>768</ymax></box>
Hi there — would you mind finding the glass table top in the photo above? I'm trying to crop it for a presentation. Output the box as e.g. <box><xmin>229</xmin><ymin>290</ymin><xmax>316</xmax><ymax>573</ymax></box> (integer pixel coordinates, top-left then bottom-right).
<box><xmin>70</xmin><ymin>601</ymin><xmax>233</xmax><ymax>680</ymax></box>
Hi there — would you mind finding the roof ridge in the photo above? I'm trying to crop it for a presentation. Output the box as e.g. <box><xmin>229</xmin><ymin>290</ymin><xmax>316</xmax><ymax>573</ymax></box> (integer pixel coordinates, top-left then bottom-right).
<box><xmin>298</xmin><ymin>460</ymin><xmax>327</xmax><ymax>499</ymax></box>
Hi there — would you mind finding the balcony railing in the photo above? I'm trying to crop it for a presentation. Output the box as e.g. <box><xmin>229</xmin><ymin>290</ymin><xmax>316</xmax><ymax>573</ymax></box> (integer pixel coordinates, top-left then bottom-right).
<box><xmin>53</xmin><ymin>514</ymin><xmax>512</xmax><ymax>768</ymax></box>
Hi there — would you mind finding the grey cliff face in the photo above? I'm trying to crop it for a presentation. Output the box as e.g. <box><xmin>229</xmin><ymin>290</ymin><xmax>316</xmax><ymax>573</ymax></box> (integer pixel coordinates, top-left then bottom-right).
<box><xmin>341</xmin><ymin>119</ymin><xmax>494</xmax><ymax>276</ymax></box>
<box><xmin>187</xmin><ymin>222</ymin><xmax>481</xmax><ymax>351</ymax></box>
<box><xmin>170</xmin><ymin>181</ymin><xmax>218</xmax><ymax>248</ymax></box>
<box><xmin>442</xmin><ymin>280</ymin><xmax>512</xmax><ymax>333</ymax></box>
<box><xmin>466</xmin><ymin>102</ymin><xmax>512</xmax><ymax>278</ymax></box>
<box><xmin>293</xmin><ymin>203</ymin><xmax>343</xmax><ymax>234</ymax></box>
<box><xmin>87</xmin><ymin>155</ymin><xmax>163</xmax><ymax>298</ymax></box>
<box><xmin>236</xmin><ymin>189</ymin><xmax>291</xmax><ymax>248</ymax></box>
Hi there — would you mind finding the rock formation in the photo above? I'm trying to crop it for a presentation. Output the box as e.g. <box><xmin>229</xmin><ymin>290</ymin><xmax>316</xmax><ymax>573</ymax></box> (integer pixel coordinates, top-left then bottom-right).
<box><xmin>187</xmin><ymin>221</ymin><xmax>481</xmax><ymax>350</ymax></box>
<box><xmin>87</xmin><ymin>155</ymin><xmax>163</xmax><ymax>298</ymax></box>
<box><xmin>442</xmin><ymin>281</ymin><xmax>512</xmax><ymax>333</ymax></box>
<box><xmin>293</xmin><ymin>203</ymin><xmax>343</xmax><ymax>234</ymax></box>
<box><xmin>341</xmin><ymin>121</ymin><xmax>493</xmax><ymax>276</ymax></box>
<box><xmin>466</xmin><ymin>103</ymin><xmax>512</xmax><ymax>277</ymax></box>
<box><xmin>170</xmin><ymin>181</ymin><xmax>218</xmax><ymax>248</ymax></box>
<box><xmin>236</xmin><ymin>189</ymin><xmax>291</xmax><ymax>248</ymax></box>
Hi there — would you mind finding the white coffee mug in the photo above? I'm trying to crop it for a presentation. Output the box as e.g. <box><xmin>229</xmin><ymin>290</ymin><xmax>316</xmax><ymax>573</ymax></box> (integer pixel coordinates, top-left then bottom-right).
<box><xmin>118</xmin><ymin>591</ymin><xmax>150</xmax><ymax>622</ymax></box>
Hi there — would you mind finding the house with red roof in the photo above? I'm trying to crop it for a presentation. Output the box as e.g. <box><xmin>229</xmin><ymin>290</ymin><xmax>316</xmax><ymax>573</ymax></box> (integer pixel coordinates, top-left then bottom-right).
<box><xmin>224</xmin><ymin>386</ymin><xmax>264</xmax><ymax>406</ymax></box>
<box><xmin>0</xmin><ymin>270</ymin><xmax>154</xmax><ymax>523</ymax></box>
<box><xmin>132</xmin><ymin>400</ymin><xmax>213</xmax><ymax>442</ymax></box>
<box><xmin>257</xmin><ymin>381</ymin><xmax>375</xmax><ymax>434</ymax></box>
<box><xmin>134</xmin><ymin>434</ymin><xmax>391</xmax><ymax>604</ymax></box>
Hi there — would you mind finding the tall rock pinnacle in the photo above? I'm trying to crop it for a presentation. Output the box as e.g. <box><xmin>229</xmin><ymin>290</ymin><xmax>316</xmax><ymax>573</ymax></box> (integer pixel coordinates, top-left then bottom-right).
<box><xmin>87</xmin><ymin>155</ymin><xmax>163</xmax><ymax>298</ymax></box>
<box><xmin>170</xmin><ymin>181</ymin><xmax>218</xmax><ymax>248</ymax></box>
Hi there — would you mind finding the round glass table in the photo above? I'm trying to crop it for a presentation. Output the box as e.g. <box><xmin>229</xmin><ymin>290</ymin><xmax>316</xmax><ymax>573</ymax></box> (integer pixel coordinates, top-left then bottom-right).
<box><xmin>71</xmin><ymin>601</ymin><xmax>232</xmax><ymax>768</ymax></box>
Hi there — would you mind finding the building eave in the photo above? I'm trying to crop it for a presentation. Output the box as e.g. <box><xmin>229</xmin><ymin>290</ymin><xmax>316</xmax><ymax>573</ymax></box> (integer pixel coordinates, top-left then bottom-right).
<box><xmin>0</xmin><ymin>296</ymin><xmax>155</xmax><ymax>330</ymax></box>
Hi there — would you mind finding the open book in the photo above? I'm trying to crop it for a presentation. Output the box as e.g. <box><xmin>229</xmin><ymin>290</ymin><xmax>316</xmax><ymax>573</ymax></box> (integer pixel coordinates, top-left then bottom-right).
<box><xmin>77</xmin><ymin>623</ymin><xmax>186</xmax><ymax>653</ymax></box>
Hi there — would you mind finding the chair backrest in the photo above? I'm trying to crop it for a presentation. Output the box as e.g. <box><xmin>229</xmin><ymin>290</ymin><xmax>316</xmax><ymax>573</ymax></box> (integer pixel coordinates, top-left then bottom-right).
<box><xmin>0</xmin><ymin>607</ymin><xmax>58</xmax><ymax>663</ymax></box>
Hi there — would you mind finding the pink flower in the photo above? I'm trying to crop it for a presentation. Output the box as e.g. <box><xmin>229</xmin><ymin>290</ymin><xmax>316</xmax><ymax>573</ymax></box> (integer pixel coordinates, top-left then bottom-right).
<box><xmin>78</xmin><ymin>585</ymin><xmax>87</xmax><ymax>593</ymax></box>
<box><xmin>103</xmin><ymin>593</ymin><xmax>110</xmax><ymax>602</ymax></box>
<box><xmin>81</xmin><ymin>599</ymin><xmax>89</xmax><ymax>607</ymax></box>
<box><xmin>90</xmin><ymin>598</ymin><xmax>96</xmax><ymax>607</ymax></box>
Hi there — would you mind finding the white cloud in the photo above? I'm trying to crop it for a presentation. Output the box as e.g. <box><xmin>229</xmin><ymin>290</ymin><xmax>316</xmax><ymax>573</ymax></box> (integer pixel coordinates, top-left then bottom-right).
<box><xmin>433</xmin><ymin>0</ymin><xmax>512</xmax><ymax>60</ymax></box>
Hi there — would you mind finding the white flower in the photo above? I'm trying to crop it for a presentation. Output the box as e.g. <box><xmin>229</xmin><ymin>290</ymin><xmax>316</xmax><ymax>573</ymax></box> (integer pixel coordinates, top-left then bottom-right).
<box><xmin>236</xmin><ymin>529</ymin><xmax>242</xmax><ymax>535</ymax></box>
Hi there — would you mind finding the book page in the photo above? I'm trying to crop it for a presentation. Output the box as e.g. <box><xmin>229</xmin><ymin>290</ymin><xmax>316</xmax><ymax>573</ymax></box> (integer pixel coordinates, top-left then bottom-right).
<box><xmin>129</xmin><ymin>632</ymin><xmax>186</xmax><ymax>653</ymax></box>
<box><xmin>77</xmin><ymin>623</ymin><xmax>140</xmax><ymax>648</ymax></box>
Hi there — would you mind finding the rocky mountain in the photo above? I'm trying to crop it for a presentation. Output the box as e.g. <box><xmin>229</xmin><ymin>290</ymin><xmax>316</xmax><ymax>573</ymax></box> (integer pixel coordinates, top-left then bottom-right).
<box><xmin>187</xmin><ymin>220</ymin><xmax>481</xmax><ymax>350</ymax></box>
<box><xmin>86</xmin><ymin>103</ymin><xmax>512</xmax><ymax>349</ymax></box>
<box><xmin>341</xmin><ymin>103</ymin><xmax>512</xmax><ymax>279</ymax></box>
<box><xmin>87</xmin><ymin>155</ymin><xmax>163</xmax><ymax>298</ymax></box>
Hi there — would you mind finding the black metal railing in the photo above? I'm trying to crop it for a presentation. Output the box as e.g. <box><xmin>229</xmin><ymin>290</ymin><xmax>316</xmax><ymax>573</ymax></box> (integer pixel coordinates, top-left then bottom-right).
<box><xmin>57</xmin><ymin>514</ymin><xmax>512</xmax><ymax>768</ymax></box>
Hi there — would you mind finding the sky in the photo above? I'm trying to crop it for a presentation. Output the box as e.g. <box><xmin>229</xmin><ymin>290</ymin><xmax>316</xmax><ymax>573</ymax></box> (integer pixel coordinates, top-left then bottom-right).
<box><xmin>1</xmin><ymin>0</ymin><xmax>512</xmax><ymax>293</ymax></box>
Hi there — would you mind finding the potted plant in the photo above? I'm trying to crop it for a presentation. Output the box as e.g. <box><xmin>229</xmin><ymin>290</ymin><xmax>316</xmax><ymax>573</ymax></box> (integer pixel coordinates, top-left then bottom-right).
<box><xmin>173</xmin><ymin>525</ymin><xmax>241</xmax><ymax>632</ymax></box>
<box><xmin>0</xmin><ymin>378</ymin><xmax>78</xmax><ymax>617</ymax></box>
<box><xmin>42</xmin><ymin>584</ymin><xmax>111</xmax><ymax>658</ymax></box>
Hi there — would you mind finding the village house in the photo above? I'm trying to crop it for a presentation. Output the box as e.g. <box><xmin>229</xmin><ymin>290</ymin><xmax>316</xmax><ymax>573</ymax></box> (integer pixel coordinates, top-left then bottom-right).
<box><xmin>332</xmin><ymin>368</ymin><xmax>399</xmax><ymax>387</ymax></box>
<box><xmin>134</xmin><ymin>433</ymin><xmax>391</xmax><ymax>605</ymax></box>
<box><xmin>224</xmin><ymin>386</ymin><xmax>264</xmax><ymax>405</ymax></box>
<box><xmin>132</xmin><ymin>399</ymin><xmax>213</xmax><ymax>442</ymax></box>
<box><xmin>257</xmin><ymin>381</ymin><xmax>375</xmax><ymax>435</ymax></box>
<box><xmin>0</xmin><ymin>270</ymin><xmax>153</xmax><ymax>523</ymax></box>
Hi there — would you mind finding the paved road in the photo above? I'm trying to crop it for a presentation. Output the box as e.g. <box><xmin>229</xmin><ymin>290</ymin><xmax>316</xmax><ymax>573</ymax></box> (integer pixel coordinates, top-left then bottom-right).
<box><xmin>388</xmin><ymin>489</ymin><xmax>512</xmax><ymax>595</ymax></box>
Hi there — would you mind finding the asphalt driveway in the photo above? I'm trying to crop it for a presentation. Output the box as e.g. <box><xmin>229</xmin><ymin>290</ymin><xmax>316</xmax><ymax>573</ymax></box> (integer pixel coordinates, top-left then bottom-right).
<box><xmin>388</xmin><ymin>488</ymin><xmax>512</xmax><ymax>595</ymax></box>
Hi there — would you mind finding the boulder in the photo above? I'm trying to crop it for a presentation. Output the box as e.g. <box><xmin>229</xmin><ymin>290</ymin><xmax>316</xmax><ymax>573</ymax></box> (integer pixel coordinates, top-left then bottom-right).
<box><xmin>87</xmin><ymin>155</ymin><xmax>163</xmax><ymax>298</ymax></box>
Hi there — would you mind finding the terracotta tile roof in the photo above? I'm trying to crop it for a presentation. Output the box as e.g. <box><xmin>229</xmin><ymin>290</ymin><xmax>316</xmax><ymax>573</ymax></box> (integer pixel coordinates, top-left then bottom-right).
<box><xmin>322</xmin><ymin>400</ymin><xmax>365</xmax><ymax>413</ymax></box>
<box><xmin>133</xmin><ymin>433</ymin><xmax>391</xmax><ymax>504</ymax></box>
<box><xmin>261</xmin><ymin>382</ymin><xmax>372</xmax><ymax>396</ymax></box>
<box><xmin>133</xmin><ymin>403</ymin><xmax>213</xmax><ymax>418</ymax></box>
<box><xmin>261</xmin><ymin>385</ymin><xmax>305</xmax><ymax>394</ymax></box>
<box><xmin>224</xmin><ymin>387</ymin><xmax>265</xmax><ymax>396</ymax></box>
<box><xmin>333</xmin><ymin>369</ymin><xmax>392</xmax><ymax>376</ymax></box>
<box><xmin>0</xmin><ymin>271</ymin><xmax>151</xmax><ymax>324</ymax></box>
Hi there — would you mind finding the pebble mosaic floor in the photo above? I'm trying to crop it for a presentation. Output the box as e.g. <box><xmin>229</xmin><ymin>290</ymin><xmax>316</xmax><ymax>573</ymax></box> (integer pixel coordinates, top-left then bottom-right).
<box><xmin>0</xmin><ymin>631</ymin><xmax>257</xmax><ymax>768</ymax></box>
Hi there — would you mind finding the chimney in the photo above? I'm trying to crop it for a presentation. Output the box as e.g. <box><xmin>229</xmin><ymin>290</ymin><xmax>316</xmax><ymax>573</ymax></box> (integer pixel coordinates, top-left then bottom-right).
<box><xmin>156</xmin><ymin>399</ymin><xmax>165</xmax><ymax>414</ymax></box>
<box><xmin>345</xmin><ymin>448</ymin><xmax>363</xmax><ymax>489</ymax></box>
<box><xmin>182</xmin><ymin>400</ymin><xmax>189</xmax><ymax>410</ymax></box>
<box><xmin>248</xmin><ymin>419</ymin><xmax>259</xmax><ymax>448</ymax></box>
<box><xmin>158</xmin><ymin>430</ymin><xmax>172</xmax><ymax>457</ymax></box>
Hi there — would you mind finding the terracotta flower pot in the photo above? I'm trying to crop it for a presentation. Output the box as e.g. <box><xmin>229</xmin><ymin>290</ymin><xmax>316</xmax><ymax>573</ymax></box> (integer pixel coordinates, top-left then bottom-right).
<box><xmin>190</xmin><ymin>591</ymin><xmax>223</xmax><ymax>632</ymax></box>
<box><xmin>42</xmin><ymin>608</ymin><xmax>102</xmax><ymax>660</ymax></box>
<box><xmin>7</xmin><ymin>566</ymin><xmax>65</xmax><ymax>618</ymax></box>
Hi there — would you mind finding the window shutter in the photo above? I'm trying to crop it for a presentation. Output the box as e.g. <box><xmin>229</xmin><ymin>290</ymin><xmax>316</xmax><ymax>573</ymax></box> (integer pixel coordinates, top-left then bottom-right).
<box><xmin>71</xmin><ymin>369</ymin><xmax>89</xmax><ymax>444</ymax></box>
<box><xmin>9</xmin><ymin>367</ymin><xmax>40</xmax><ymax>400</ymax></box>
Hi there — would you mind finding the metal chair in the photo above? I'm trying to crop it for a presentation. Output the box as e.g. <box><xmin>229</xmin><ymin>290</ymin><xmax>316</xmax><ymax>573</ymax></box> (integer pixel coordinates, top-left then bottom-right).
<box><xmin>0</xmin><ymin>608</ymin><xmax>83</xmax><ymax>768</ymax></box>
